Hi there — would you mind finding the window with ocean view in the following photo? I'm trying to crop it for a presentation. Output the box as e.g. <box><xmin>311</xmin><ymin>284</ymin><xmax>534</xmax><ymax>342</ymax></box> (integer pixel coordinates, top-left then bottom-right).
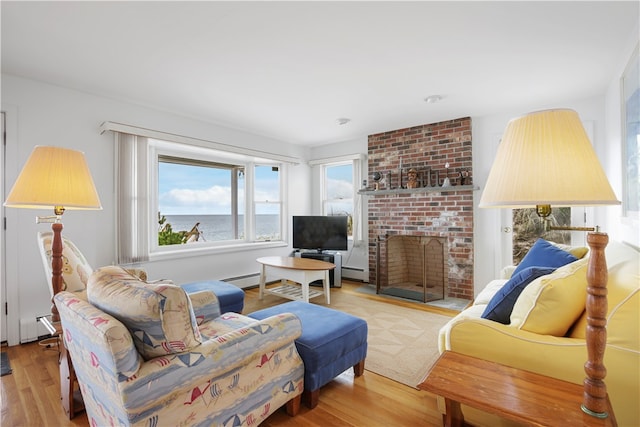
<box><xmin>154</xmin><ymin>142</ymin><xmax>283</xmax><ymax>249</ymax></box>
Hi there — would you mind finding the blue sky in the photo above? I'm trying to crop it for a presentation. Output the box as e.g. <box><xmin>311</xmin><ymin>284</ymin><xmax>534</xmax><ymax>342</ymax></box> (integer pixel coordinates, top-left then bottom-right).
<box><xmin>159</xmin><ymin>163</ymin><xmax>279</xmax><ymax>215</ymax></box>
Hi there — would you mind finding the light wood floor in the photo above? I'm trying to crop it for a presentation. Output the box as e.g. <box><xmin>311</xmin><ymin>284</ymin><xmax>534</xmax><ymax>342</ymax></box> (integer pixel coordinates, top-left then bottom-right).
<box><xmin>1</xmin><ymin>281</ymin><xmax>446</xmax><ymax>426</ymax></box>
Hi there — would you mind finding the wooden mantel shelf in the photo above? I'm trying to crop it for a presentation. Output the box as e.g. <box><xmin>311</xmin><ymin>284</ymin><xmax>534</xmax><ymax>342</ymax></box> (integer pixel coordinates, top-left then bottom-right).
<box><xmin>358</xmin><ymin>185</ymin><xmax>479</xmax><ymax>196</ymax></box>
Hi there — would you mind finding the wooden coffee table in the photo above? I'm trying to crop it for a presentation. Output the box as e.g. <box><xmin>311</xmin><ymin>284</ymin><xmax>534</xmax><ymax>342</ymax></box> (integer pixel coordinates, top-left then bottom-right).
<box><xmin>419</xmin><ymin>351</ymin><xmax>617</xmax><ymax>427</ymax></box>
<box><xmin>257</xmin><ymin>256</ymin><xmax>335</xmax><ymax>304</ymax></box>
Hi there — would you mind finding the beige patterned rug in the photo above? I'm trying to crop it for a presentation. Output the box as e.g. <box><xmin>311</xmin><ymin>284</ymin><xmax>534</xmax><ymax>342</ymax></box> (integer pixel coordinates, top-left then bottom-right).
<box><xmin>243</xmin><ymin>283</ymin><xmax>455</xmax><ymax>388</ymax></box>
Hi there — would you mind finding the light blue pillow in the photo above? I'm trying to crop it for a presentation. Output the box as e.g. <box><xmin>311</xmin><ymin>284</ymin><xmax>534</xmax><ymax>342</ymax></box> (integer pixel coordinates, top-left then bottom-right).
<box><xmin>512</xmin><ymin>238</ymin><xmax>578</xmax><ymax>277</ymax></box>
<box><xmin>482</xmin><ymin>266</ymin><xmax>556</xmax><ymax>324</ymax></box>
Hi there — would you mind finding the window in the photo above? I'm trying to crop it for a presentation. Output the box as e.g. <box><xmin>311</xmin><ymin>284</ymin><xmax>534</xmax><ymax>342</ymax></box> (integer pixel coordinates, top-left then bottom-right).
<box><xmin>104</xmin><ymin>122</ymin><xmax>297</xmax><ymax>264</ymax></box>
<box><xmin>323</xmin><ymin>161</ymin><xmax>354</xmax><ymax>236</ymax></box>
<box><xmin>157</xmin><ymin>155</ymin><xmax>245</xmax><ymax>245</ymax></box>
<box><xmin>512</xmin><ymin>207</ymin><xmax>571</xmax><ymax>264</ymax></box>
<box><xmin>151</xmin><ymin>139</ymin><xmax>284</xmax><ymax>254</ymax></box>
<box><xmin>253</xmin><ymin>165</ymin><xmax>281</xmax><ymax>241</ymax></box>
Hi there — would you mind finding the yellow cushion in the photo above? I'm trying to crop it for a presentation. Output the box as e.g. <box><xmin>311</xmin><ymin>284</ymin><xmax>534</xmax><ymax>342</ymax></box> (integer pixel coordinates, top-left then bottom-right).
<box><xmin>549</xmin><ymin>241</ymin><xmax>589</xmax><ymax>259</ymax></box>
<box><xmin>510</xmin><ymin>258</ymin><xmax>588</xmax><ymax>336</ymax></box>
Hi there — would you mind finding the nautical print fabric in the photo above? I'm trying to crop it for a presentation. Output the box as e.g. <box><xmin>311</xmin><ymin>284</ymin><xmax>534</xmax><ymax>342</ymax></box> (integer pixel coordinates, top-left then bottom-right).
<box><xmin>54</xmin><ymin>268</ymin><xmax>304</xmax><ymax>426</ymax></box>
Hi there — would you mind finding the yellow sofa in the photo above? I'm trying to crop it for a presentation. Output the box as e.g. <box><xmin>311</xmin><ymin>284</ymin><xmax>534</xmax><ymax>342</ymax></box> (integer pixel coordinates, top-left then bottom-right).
<box><xmin>438</xmin><ymin>240</ymin><xmax>639</xmax><ymax>427</ymax></box>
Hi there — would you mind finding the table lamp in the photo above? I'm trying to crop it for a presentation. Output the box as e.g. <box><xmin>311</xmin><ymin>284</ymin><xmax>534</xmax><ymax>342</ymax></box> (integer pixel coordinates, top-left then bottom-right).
<box><xmin>479</xmin><ymin>109</ymin><xmax>620</xmax><ymax>418</ymax></box>
<box><xmin>4</xmin><ymin>146</ymin><xmax>102</xmax><ymax>322</ymax></box>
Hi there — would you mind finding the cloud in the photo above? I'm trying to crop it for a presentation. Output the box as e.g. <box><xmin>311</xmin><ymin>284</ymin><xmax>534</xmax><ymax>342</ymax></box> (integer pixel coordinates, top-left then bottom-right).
<box><xmin>159</xmin><ymin>185</ymin><xmax>233</xmax><ymax>214</ymax></box>
<box><xmin>327</xmin><ymin>178</ymin><xmax>353</xmax><ymax>199</ymax></box>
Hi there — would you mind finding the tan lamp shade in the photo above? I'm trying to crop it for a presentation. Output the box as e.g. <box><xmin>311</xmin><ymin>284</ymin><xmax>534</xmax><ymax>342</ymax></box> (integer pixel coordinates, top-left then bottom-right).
<box><xmin>479</xmin><ymin>109</ymin><xmax>620</xmax><ymax>208</ymax></box>
<box><xmin>4</xmin><ymin>146</ymin><xmax>102</xmax><ymax>211</ymax></box>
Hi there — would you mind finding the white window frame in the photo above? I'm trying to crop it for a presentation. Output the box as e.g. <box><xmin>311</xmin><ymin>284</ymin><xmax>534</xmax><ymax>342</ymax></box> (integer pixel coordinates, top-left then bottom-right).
<box><xmin>148</xmin><ymin>139</ymin><xmax>287</xmax><ymax>259</ymax></box>
<box><xmin>309</xmin><ymin>154</ymin><xmax>365</xmax><ymax>243</ymax></box>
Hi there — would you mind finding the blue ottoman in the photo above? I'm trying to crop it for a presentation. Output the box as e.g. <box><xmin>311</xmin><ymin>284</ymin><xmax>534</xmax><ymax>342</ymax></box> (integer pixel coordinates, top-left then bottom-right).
<box><xmin>249</xmin><ymin>301</ymin><xmax>367</xmax><ymax>408</ymax></box>
<box><xmin>181</xmin><ymin>280</ymin><xmax>245</xmax><ymax>314</ymax></box>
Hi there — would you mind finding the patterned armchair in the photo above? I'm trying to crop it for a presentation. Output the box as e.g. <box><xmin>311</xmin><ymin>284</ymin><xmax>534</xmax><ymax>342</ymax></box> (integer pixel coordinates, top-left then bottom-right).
<box><xmin>54</xmin><ymin>266</ymin><xmax>304</xmax><ymax>426</ymax></box>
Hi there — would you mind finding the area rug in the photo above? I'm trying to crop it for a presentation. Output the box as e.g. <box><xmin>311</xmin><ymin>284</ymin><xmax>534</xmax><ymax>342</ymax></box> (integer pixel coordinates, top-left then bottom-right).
<box><xmin>1</xmin><ymin>352</ymin><xmax>12</xmax><ymax>376</ymax></box>
<box><xmin>244</xmin><ymin>285</ymin><xmax>454</xmax><ymax>388</ymax></box>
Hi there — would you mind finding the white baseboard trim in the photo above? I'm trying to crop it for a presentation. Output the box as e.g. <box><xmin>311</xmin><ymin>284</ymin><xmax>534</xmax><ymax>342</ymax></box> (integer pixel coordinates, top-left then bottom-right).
<box><xmin>223</xmin><ymin>273</ymin><xmax>261</xmax><ymax>289</ymax></box>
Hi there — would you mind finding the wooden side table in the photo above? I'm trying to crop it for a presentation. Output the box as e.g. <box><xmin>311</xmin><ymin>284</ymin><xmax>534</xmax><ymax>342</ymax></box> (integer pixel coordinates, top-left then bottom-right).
<box><xmin>418</xmin><ymin>351</ymin><xmax>617</xmax><ymax>427</ymax></box>
<box><xmin>38</xmin><ymin>315</ymin><xmax>84</xmax><ymax>419</ymax></box>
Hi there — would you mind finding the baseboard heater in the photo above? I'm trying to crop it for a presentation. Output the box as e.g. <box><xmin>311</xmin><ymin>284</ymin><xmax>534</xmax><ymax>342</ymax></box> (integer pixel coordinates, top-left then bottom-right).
<box><xmin>342</xmin><ymin>266</ymin><xmax>367</xmax><ymax>282</ymax></box>
<box><xmin>223</xmin><ymin>273</ymin><xmax>261</xmax><ymax>289</ymax></box>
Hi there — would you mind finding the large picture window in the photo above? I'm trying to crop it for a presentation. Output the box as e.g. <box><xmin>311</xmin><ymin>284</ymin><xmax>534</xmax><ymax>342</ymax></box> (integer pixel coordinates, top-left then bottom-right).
<box><xmin>157</xmin><ymin>156</ymin><xmax>245</xmax><ymax>245</ymax></box>
<box><xmin>104</xmin><ymin>122</ymin><xmax>295</xmax><ymax>264</ymax></box>
<box><xmin>152</xmin><ymin>140</ymin><xmax>284</xmax><ymax>253</ymax></box>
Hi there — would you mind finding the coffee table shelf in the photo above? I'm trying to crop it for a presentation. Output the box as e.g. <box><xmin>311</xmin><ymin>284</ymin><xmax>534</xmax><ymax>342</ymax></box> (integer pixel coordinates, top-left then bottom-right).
<box><xmin>265</xmin><ymin>283</ymin><xmax>325</xmax><ymax>302</ymax></box>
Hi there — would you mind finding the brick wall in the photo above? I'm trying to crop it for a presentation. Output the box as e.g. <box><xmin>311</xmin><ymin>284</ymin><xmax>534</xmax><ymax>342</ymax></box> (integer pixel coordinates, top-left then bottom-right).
<box><xmin>367</xmin><ymin>117</ymin><xmax>474</xmax><ymax>300</ymax></box>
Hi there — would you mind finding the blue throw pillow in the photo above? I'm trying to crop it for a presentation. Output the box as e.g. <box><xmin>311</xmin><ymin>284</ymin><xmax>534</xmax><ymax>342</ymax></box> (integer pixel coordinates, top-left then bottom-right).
<box><xmin>481</xmin><ymin>266</ymin><xmax>556</xmax><ymax>324</ymax></box>
<box><xmin>512</xmin><ymin>238</ymin><xmax>578</xmax><ymax>277</ymax></box>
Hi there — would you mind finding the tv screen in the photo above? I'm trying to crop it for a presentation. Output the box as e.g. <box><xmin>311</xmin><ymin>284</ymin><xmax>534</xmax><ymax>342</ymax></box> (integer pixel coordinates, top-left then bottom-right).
<box><xmin>293</xmin><ymin>216</ymin><xmax>348</xmax><ymax>251</ymax></box>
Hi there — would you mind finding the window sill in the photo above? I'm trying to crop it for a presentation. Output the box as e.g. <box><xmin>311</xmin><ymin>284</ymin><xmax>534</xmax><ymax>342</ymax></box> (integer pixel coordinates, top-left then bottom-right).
<box><xmin>149</xmin><ymin>240</ymin><xmax>288</xmax><ymax>262</ymax></box>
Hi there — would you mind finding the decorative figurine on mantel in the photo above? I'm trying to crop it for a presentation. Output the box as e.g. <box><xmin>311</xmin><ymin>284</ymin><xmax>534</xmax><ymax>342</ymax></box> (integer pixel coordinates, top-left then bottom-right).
<box><xmin>441</xmin><ymin>162</ymin><xmax>452</xmax><ymax>187</ymax></box>
<box><xmin>459</xmin><ymin>169</ymin><xmax>471</xmax><ymax>185</ymax></box>
<box><xmin>407</xmin><ymin>168</ymin><xmax>419</xmax><ymax>189</ymax></box>
<box><xmin>372</xmin><ymin>171</ymin><xmax>382</xmax><ymax>190</ymax></box>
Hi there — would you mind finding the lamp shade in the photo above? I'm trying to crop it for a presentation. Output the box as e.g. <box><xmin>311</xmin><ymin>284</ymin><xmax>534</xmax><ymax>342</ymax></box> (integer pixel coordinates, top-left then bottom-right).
<box><xmin>479</xmin><ymin>109</ymin><xmax>620</xmax><ymax>208</ymax></box>
<box><xmin>4</xmin><ymin>146</ymin><xmax>102</xmax><ymax>211</ymax></box>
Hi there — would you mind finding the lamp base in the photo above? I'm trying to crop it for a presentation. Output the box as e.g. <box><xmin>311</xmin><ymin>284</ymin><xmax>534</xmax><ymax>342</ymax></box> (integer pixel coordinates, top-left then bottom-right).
<box><xmin>50</xmin><ymin>221</ymin><xmax>64</xmax><ymax>323</ymax></box>
<box><xmin>581</xmin><ymin>404</ymin><xmax>608</xmax><ymax>419</ymax></box>
<box><xmin>582</xmin><ymin>231</ymin><xmax>609</xmax><ymax>418</ymax></box>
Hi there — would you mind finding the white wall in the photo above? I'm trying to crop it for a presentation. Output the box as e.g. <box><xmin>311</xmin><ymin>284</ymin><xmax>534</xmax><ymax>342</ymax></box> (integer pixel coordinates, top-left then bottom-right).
<box><xmin>1</xmin><ymin>74</ymin><xmax>311</xmax><ymax>345</ymax></box>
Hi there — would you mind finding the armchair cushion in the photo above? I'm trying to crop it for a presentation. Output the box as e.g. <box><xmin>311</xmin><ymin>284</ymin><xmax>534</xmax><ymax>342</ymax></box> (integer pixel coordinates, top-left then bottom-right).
<box><xmin>87</xmin><ymin>266</ymin><xmax>202</xmax><ymax>360</ymax></box>
<box><xmin>481</xmin><ymin>266</ymin><xmax>556</xmax><ymax>324</ymax></box>
<box><xmin>38</xmin><ymin>231</ymin><xmax>93</xmax><ymax>293</ymax></box>
<box><xmin>187</xmin><ymin>290</ymin><xmax>221</xmax><ymax>326</ymax></box>
<box><xmin>510</xmin><ymin>258</ymin><xmax>588</xmax><ymax>336</ymax></box>
<box><xmin>512</xmin><ymin>238</ymin><xmax>578</xmax><ymax>277</ymax></box>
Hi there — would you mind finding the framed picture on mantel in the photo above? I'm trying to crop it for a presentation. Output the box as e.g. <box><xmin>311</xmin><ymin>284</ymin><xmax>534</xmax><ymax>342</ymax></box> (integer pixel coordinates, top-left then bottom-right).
<box><xmin>621</xmin><ymin>43</ymin><xmax>639</xmax><ymax>220</ymax></box>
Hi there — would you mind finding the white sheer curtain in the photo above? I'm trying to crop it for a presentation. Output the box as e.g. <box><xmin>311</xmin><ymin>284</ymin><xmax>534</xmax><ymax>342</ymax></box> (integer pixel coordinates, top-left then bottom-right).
<box><xmin>351</xmin><ymin>155</ymin><xmax>365</xmax><ymax>246</ymax></box>
<box><xmin>115</xmin><ymin>133</ymin><xmax>149</xmax><ymax>264</ymax></box>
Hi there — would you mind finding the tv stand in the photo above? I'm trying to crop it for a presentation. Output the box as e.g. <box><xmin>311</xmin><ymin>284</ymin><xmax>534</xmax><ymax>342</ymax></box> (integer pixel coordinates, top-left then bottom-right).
<box><xmin>293</xmin><ymin>250</ymin><xmax>342</xmax><ymax>288</ymax></box>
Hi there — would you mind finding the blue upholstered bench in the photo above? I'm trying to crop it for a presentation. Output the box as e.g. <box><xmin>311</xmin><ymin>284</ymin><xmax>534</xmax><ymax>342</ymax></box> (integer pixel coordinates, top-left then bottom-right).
<box><xmin>181</xmin><ymin>280</ymin><xmax>245</xmax><ymax>314</ymax></box>
<box><xmin>249</xmin><ymin>301</ymin><xmax>367</xmax><ymax>408</ymax></box>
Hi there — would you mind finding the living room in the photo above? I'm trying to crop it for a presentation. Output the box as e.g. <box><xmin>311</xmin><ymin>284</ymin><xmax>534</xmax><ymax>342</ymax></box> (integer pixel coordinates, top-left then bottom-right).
<box><xmin>1</xmin><ymin>2</ymin><xmax>639</xmax><ymax>426</ymax></box>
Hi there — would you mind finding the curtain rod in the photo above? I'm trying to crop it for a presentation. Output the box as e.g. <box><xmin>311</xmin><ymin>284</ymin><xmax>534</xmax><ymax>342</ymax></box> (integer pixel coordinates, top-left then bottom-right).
<box><xmin>100</xmin><ymin>121</ymin><xmax>301</xmax><ymax>165</ymax></box>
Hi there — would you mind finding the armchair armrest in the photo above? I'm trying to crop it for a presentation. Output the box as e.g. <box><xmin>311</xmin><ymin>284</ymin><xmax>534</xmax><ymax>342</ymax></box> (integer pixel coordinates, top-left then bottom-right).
<box><xmin>121</xmin><ymin>313</ymin><xmax>303</xmax><ymax>411</ymax></box>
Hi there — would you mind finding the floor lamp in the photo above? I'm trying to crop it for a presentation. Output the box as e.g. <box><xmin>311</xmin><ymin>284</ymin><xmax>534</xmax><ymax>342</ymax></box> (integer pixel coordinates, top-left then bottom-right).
<box><xmin>4</xmin><ymin>146</ymin><xmax>102</xmax><ymax>323</ymax></box>
<box><xmin>479</xmin><ymin>109</ymin><xmax>620</xmax><ymax>418</ymax></box>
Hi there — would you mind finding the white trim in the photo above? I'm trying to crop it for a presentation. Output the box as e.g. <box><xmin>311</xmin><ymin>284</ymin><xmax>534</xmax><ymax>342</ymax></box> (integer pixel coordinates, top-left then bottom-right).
<box><xmin>100</xmin><ymin>121</ymin><xmax>301</xmax><ymax>165</ymax></box>
<box><xmin>308</xmin><ymin>153</ymin><xmax>366</xmax><ymax>166</ymax></box>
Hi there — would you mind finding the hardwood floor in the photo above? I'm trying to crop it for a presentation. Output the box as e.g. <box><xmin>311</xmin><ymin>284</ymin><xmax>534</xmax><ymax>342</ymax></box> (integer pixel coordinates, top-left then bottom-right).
<box><xmin>1</xmin><ymin>281</ymin><xmax>445</xmax><ymax>426</ymax></box>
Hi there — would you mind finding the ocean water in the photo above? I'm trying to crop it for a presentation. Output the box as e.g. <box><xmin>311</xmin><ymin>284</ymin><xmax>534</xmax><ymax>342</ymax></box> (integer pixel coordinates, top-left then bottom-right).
<box><xmin>162</xmin><ymin>214</ymin><xmax>280</xmax><ymax>241</ymax></box>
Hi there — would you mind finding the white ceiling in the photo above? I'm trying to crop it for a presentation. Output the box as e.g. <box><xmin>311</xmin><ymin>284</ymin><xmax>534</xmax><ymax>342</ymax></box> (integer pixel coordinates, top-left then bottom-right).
<box><xmin>2</xmin><ymin>1</ymin><xmax>638</xmax><ymax>146</ymax></box>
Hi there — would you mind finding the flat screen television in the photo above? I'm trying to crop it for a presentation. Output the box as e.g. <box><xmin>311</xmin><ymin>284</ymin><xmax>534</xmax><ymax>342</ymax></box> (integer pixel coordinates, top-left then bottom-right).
<box><xmin>293</xmin><ymin>215</ymin><xmax>348</xmax><ymax>252</ymax></box>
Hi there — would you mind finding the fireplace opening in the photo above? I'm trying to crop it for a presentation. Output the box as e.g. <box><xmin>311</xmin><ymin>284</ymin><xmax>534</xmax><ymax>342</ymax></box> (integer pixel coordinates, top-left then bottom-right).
<box><xmin>378</xmin><ymin>235</ymin><xmax>447</xmax><ymax>303</ymax></box>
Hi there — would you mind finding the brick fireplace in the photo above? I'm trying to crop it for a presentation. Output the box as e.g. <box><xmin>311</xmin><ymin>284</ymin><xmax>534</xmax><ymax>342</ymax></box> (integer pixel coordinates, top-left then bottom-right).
<box><xmin>366</xmin><ymin>117</ymin><xmax>474</xmax><ymax>300</ymax></box>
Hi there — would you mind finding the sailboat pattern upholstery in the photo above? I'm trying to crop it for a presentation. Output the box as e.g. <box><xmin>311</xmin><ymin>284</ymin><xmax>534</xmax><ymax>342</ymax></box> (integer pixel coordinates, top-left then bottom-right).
<box><xmin>54</xmin><ymin>266</ymin><xmax>304</xmax><ymax>427</ymax></box>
